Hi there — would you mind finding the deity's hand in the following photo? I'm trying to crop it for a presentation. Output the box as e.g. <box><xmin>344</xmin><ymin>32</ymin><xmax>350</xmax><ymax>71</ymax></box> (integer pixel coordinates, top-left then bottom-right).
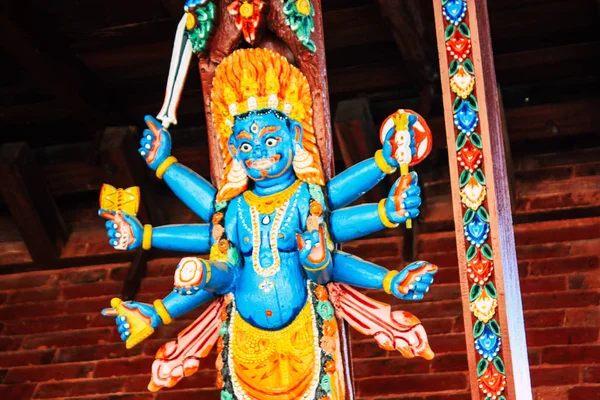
<box><xmin>102</xmin><ymin>299</ymin><xmax>160</xmax><ymax>348</ymax></box>
<box><xmin>140</xmin><ymin>115</ymin><xmax>172</xmax><ymax>170</ymax></box>
<box><xmin>99</xmin><ymin>209</ymin><xmax>144</xmax><ymax>250</ymax></box>
<box><xmin>389</xmin><ymin>261</ymin><xmax>438</xmax><ymax>300</ymax></box>
<box><xmin>384</xmin><ymin>172</ymin><xmax>421</xmax><ymax>224</ymax></box>
<box><xmin>381</xmin><ymin>111</ymin><xmax>418</xmax><ymax>168</ymax></box>
<box><xmin>296</xmin><ymin>224</ymin><xmax>331</xmax><ymax>269</ymax></box>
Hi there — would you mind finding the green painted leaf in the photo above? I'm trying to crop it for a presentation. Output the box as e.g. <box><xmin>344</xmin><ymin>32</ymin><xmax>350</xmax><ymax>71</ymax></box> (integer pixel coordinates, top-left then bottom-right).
<box><xmin>473</xmin><ymin>320</ymin><xmax>485</xmax><ymax>338</ymax></box>
<box><xmin>456</xmin><ymin>132</ymin><xmax>467</xmax><ymax>150</ymax></box>
<box><xmin>469</xmin><ymin>284</ymin><xmax>482</xmax><ymax>302</ymax></box>
<box><xmin>485</xmin><ymin>282</ymin><xmax>498</xmax><ymax>298</ymax></box>
<box><xmin>478</xmin><ymin>206</ymin><xmax>490</xmax><ymax>222</ymax></box>
<box><xmin>474</xmin><ymin>169</ymin><xmax>486</xmax><ymax>185</ymax></box>
<box><xmin>445</xmin><ymin>25</ymin><xmax>456</xmax><ymax>41</ymax></box>
<box><xmin>489</xmin><ymin>319</ymin><xmax>501</xmax><ymax>336</ymax></box>
<box><xmin>470</xmin><ymin>133</ymin><xmax>483</xmax><ymax>149</ymax></box>
<box><xmin>464</xmin><ymin>208</ymin><xmax>475</xmax><ymax>224</ymax></box>
<box><xmin>453</xmin><ymin>96</ymin><xmax>462</xmax><ymax>113</ymax></box>
<box><xmin>460</xmin><ymin>170</ymin><xmax>471</xmax><ymax>187</ymax></box>
<box><xmin>494</xmin><ymin>357</ymin><xmax>506</xmax><ymax>374</ymax></box>
<box><xmin>467</xmin><ymin>94</ymin><xmax>479</xmax><ymax>111</ymax></box>
<box><xmin>463</xmin><ymin>59</ymin><xmax>474</xmax><ymax>74</ymax></box>
<box><xmin>482</xmin><ymin>244</ymin><xmax>493</xmax><ymax>260</ymax></box>
<box><xmin>467</xmin><ymin>245</ymin><xmax>477</xmax><ymax>262</ymax></box>
<box><xmin>477</xmin><ymin>358</ymin><xmax>489</xmax><ymax>377</ymax></box>
<box><xmin>458</xmin><ymin>22</ymin><xmax>471</xmax><ymax>38</ymax></box>
<box><xmin>449</xmin><ymin>60</ymin><xmax>459</xmax><ymax>77</ymax></box>
<box><xmin>442</xmin><ymin>0</ymin><xmax>449</xmax><ymax>5</ymax></box>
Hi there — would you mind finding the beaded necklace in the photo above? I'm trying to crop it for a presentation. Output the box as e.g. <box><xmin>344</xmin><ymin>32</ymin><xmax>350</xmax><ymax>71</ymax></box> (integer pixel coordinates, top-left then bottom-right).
<box><xmin>245</xmin><ymin>181</ymin><xmax>302</xmax><ymax>277</ymax></box>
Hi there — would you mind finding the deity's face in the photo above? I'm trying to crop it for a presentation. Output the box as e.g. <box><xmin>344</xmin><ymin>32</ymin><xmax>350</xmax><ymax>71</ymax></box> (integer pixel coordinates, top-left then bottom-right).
<box><xmin>228</xmin><ymin>110</ymin><xmax>302</xmax><ymax>182</ymax></box>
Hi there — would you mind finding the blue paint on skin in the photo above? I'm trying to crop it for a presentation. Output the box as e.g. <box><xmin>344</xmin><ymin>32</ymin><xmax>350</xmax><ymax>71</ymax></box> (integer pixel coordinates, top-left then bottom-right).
<box><xmin>104</xmin><ymin>111</ymin><xmax>431</xmax><ymax>342</ymax></box>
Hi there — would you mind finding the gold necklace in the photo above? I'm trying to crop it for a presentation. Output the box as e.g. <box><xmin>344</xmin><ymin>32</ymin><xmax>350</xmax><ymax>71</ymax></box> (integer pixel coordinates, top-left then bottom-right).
<box><xmin>243</xmin><ymin>180</ymin><xmax>302</xmax><ymax>215</ymax></box>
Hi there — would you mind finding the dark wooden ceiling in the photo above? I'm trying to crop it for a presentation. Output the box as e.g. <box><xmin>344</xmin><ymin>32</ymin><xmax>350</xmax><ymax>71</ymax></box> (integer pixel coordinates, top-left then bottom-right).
<box><xmin>0</xmin><ymin>0</ymin><xmax>598</xmax><ymax>272</ymax></box>
<box><xmin>1</xmin><ymin>0</ymin><xmax>598</xmax><ymax>147</ymax></box>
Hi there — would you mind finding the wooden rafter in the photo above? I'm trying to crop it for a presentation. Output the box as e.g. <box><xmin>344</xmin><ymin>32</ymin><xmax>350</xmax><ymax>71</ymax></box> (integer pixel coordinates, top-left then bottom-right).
<box><xmin>334</xmin><ymin>98</ymin><xmax>383</xmax><ymax>204</ymax></box>
<box><xmin>0</xmin><ymin>142</ymin><xmax>69</xmax><ymax>268</ymax></box>
<box><xmin>376</xmin><ymin>0</ymin><xmax>438</xmax><ymax>85</ymax></box>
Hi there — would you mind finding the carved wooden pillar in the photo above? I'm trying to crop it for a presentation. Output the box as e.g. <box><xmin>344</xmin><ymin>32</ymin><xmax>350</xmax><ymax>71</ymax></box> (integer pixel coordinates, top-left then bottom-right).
<box><xmin>432</xmin><ymin>1</ymin><xmax>532</xmax><ymax>398</ymax></box>
<box><xmin>196</xmin><ymin>1</ymin><xmax>354</xmax><ymax>397</ymax></box>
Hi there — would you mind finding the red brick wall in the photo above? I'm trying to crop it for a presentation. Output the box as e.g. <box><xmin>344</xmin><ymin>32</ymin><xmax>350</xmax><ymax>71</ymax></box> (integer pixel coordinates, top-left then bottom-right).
<box><xmin>0</xmin><ymin>215</ymin><xmax>598</xmax><ymax>400</ymax></box>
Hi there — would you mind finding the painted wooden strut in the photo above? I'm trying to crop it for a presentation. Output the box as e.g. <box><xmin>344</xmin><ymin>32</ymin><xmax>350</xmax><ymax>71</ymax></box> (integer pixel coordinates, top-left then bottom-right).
<box><xmin>97</xmin><ymin>1</ymin><xmax>442</xmax><ymax>399</ymax></box>
<box><xmin>434</xmin><ymin>0</ymin><xmax>532</xmax><ymax>399</ymax></box>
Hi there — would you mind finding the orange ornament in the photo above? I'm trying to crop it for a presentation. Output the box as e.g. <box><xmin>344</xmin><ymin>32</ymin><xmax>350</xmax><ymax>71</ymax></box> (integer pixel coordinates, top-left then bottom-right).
<box><xmin>323</xmin><ymin>319</ymin><xmax>337</xmax><ymax>337</ymax></box>
<box><xmin>216</xmin><ymin>371</ymin><xmax>224</xmax><ymax>389</ymax></box>
<box><xmin>212</xmin><ymin>212</ymin><xmax>224</xmax><ymax>225</ymax></box>
<box><xmin>310</xmin><ymin>200</ymin><xmax>323</xmax><ymax>216</ymax></box>
<box><xmin>217</xmin><ymin>337</ymin><xmax>225</xmax><ymax>353</ymax></box>
<box><xmin>325</xmin><ymin>360</ymin><xmax>336</xmax><ymax>374</ymax></box>
<box><xmin>315</xmin><ymin>285</ymin><xmax>329</xmax><ymax>301</ymax></box>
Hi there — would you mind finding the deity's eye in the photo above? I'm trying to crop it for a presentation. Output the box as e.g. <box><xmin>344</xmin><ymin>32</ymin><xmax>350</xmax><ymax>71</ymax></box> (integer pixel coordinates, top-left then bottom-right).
<box><xmin>240</xmin><ymin>143</ymin><xmax>253</xmax><ymax>152</ymax></box>
<box><xmin>265</xmin><ymin>137</ymin><xmax>279</xmax><ymax>147</ymax></box>
<box><xmin>250</xmin><ymin>123</ymin><xmax>259</xmax><ymax>134</ymax></box>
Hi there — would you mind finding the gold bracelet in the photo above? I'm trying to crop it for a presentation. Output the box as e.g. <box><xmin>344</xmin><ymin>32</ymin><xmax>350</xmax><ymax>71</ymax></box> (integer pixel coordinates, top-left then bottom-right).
<box><xmin>153</xmin><ymin>299</ymin><xmax>173</xmax><ymax>325</ymax></box>
<box><xmin>156</xmin><ymin>156</ymin><xmax>178</xmax><ymax>179</ymax></box>
<box><xmin>142</xmin><ymin>225</ymin><xmax>152</xmax><ymax>250</ymax></box>
<box><xmin>200</xmin><ymin>259</ymin><xmax>212</xmax><ymax>285</ymax></box>
<box><xmin>378</xmin><ymin>199</ymin><xmax>399</xmax><ymax>228</ymax></box>
<box><xmin>374</xmin><ymin>150</ymin><xmax>397</xmax><ymax>174</ymax></box>
<box><xmin>383</xmin><ymin>270</ymin><xmax>399</xmax><ymax>294</ymax></box>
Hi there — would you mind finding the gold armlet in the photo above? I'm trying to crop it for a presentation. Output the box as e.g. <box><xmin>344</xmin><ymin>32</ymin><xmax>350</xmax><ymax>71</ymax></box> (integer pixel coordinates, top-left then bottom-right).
<box><xmin>375</xmin><ymin>150</ymin><xmax>397</xmax><ymax>174</ymax></box>
<box><xmin>142</xmin><ymin>225</ymin><xmax>152</xmax><ymax>250</ymax></box>
<box><xmin>378</xmin><ymin>199</ymin><xmax>399</xmax><ymax>228</ymax></box>
<box><xmin>200</xmin><ymin>259</ymin><xmax>212</xmax><ymax>285</ymax></box>
<box><xmin>153</xmin><ymin>299</ymin><xmax>173</xmax><ymax>325</ymax></box>
<box><xmin>303</xmin><ymin>258</ymin><xmax>330</xmax><ymax>272</ymax></box>
<box><xmin>156</xmin><ymin>156</ymin><xmax>178</xmax><ymax>179</ymax></box>
<box><xmin>383</xmin><ymin>270</ymin><xmax>399</xmax><ymax>294</ymax></box>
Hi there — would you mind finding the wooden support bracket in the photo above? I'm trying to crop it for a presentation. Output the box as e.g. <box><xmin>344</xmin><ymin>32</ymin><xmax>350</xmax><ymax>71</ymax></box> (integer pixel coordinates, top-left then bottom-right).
<box><xmin>0</xmin><ymin>142</ymin><xmax>69</xmax><ymax>267</ymax></box>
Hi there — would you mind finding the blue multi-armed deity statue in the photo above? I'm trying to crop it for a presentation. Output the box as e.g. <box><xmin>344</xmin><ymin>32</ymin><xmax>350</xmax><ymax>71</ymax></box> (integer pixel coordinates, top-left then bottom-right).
<box><xmin>100</xmin><ymin>41</ymin><xmax>437</xmax><ymax>400</ymax></box>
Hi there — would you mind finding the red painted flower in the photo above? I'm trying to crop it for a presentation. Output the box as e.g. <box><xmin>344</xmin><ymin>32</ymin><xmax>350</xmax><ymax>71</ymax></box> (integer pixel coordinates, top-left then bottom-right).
<box><xmin>478</xmin><ymin>362</ymin><xmax>506</xmax><ymax>398</ymax></box>
<box><xmin>467</xmin><ymin>250</ymin><xmax>494</xmax><ymax>285</ymax></box>
<box><xmin>228</xmin><ymin>0</ymin><xmax>264</xmax><ymax>44</ymax></box>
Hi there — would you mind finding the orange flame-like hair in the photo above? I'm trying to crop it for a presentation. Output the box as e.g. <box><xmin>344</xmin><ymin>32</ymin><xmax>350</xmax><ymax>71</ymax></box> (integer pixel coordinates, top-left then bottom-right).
<box><xmin>211</xmin><ymin>48</ymin><xmax>324</xmax><ymax>202</ymax></box>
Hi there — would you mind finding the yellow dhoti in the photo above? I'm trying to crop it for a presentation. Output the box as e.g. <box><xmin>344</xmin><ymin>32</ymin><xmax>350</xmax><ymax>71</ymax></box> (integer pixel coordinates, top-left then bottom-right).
<box><xmin>223</xmin><ymin>286</ymin><xmax>345</xmax><ymax>400</ymax></box>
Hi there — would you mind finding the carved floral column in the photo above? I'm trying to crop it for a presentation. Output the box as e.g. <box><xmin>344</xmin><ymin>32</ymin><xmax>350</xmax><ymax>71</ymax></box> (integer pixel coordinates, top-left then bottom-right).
<box><xmin>432</xmin><ymin>1</ymin><xmax>532</xmax><ymax>398</ymax></box>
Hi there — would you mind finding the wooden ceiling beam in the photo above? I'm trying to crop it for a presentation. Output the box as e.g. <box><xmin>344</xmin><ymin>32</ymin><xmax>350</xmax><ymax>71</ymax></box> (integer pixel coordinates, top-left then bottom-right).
<box><xmin>0</xmin><ymin>142</ymin><xmax>69</xmax><ymax>268</ymax></box>
<box><xmin>376</xmin><ymin>0</ymin><xmax>438</xmax><ymax>85</ymax></box>
<box><xmin>334</xmin><ymin>98</ymin><xmax>384</xmax><ymax>204</ymax></box>
<box><xmin>0</xmin><ymin>12</ymin><xmax>101</xmax><ymax>128</ymax></box>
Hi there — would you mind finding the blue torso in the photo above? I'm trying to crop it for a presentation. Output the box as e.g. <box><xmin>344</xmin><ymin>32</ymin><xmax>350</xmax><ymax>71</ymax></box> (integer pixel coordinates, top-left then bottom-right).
<box><xmin>227</xmin><ymin>183</ymin><xmax>311</xmax><ymax>329</ymax></box>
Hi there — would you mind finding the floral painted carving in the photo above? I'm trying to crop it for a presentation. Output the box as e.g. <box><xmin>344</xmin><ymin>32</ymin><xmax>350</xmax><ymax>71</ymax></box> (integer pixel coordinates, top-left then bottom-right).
<box><xmin>228</xmin><ymin>0</ymin><xmax>265</xmax><ymax>44</ymax></box>
<box><xmin>441</xmin><ymin>0</ymin><xmax>508</xmax><ymax>397</ymax></box>
<box><xmin>282</xmin><ymin>0</ymin><xmax>316</xmax><ymax>52</ymax></box>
